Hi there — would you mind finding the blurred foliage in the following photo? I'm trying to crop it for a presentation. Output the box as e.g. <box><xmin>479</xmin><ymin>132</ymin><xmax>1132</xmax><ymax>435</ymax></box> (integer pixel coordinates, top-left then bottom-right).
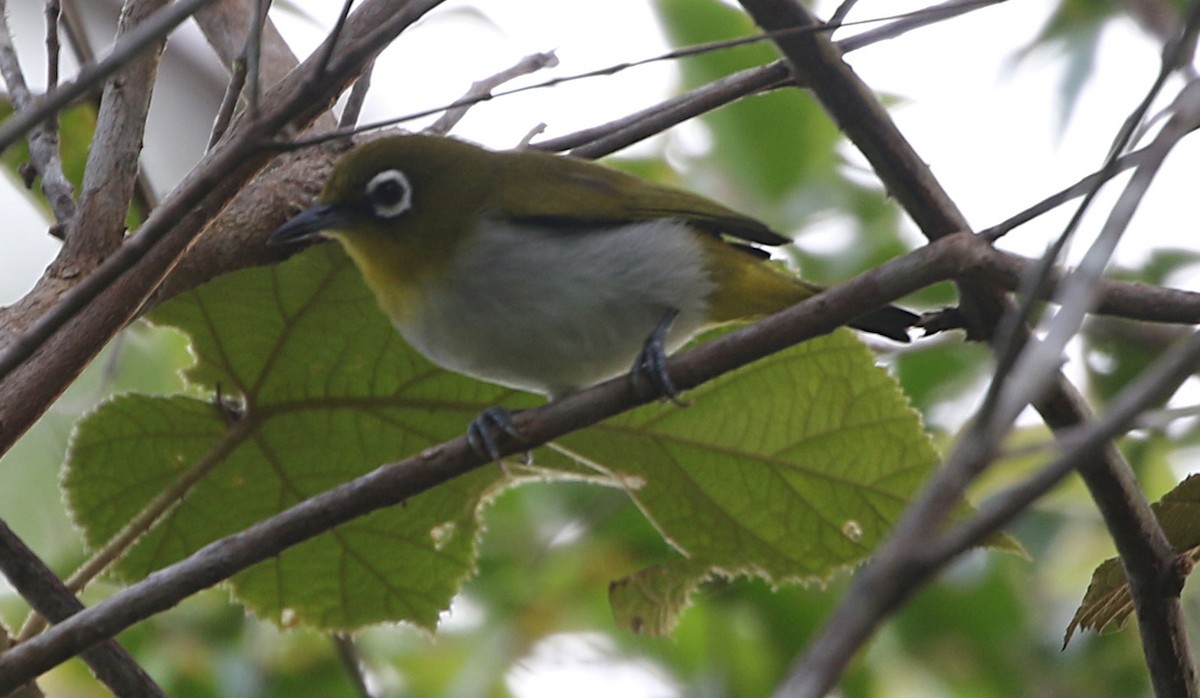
<box><xmin>3</xmin><ymin>0</ymin><xmax>1197</xmax><ymax>696</ymax></box>
<box><xmin>1068</xmin><ymin>474</ymin><xmax>1200</xmax><ymax>645</ymax></box>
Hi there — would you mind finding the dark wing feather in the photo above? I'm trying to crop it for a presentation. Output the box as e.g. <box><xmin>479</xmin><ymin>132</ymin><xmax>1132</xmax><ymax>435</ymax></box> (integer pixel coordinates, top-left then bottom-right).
<box><xmin>493</xmin><ymin>152</ymin><xmax>788</xmax><ymax>247</ymax></box>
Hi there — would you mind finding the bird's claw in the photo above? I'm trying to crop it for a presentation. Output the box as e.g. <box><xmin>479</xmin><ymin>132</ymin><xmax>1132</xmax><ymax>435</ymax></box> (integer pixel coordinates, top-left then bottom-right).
<box><xmin>630</xmin><ymin>308</ymin><xmax>688</xmax><ymax>406</ymax></box>
<box><xmin>466</xmin><ymin>406</ymin><xmax>524</xmax><ymax>463</ymax></box>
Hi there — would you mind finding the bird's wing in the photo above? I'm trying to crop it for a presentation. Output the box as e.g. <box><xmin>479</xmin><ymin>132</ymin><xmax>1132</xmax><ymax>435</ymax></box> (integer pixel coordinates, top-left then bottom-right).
<box><xmin>494</xmin><ymin>151</ymin><xmax>789</xmax><ymax>248</ymax></box>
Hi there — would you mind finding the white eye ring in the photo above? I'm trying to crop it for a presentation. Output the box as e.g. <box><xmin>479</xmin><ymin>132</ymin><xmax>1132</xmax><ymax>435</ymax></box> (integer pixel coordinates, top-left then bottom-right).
<box><xmin>365</xmin><ymin>169</ymin><xmax>413</xmax><ymax>219</ymax></box>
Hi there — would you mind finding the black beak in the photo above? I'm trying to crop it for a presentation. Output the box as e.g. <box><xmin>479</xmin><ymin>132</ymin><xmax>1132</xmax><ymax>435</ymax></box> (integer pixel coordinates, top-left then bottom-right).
<box><xmin>271</xmin><ymin>203</ymin><xmax>355</xmax><ymax>245</ymax></box>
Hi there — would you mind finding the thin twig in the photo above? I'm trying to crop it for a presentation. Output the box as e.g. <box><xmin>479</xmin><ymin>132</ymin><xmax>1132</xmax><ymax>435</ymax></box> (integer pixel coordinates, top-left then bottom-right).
<box><xmin>829</xmin><ymin>0</ymin><xmax>860</xmax><ymax>27</ymax></box>
<box><xmin>339</xmin><ymin>59</ymin><xmax>374</xmax><ymax>129</ymax></box>
<box><xmin>332</xmin><ymin>634</ymin><xmax>374</xmax><ymax>698</ymax></box>
<box><xmin>244</xmin><ymin>0</ymin><xmax>272</xmax><ymax>118</ymax></box>
<box><xmin>44</xmin><ymin>0</ymin><xmax>61</xmax><ymax>90</ymax></box>
<box><xmin>285</xmin><ymin>0</ymin><xmax>1006</xmax><ymax>149</ymax></box>
<box><xmin>425</xmin><ymin>51</ymin><xmax>559</xmax><ymax>135</ymax></box>
<box><xmin>0</xmin><ymin>0</ymin><xmax>76</xmax><ymax>223</ymax></box>
<box><xmin>314</xmin><ymin>0</ymin><xmax>355</xmax><ymax>78</ymax></box>
<box><xmin>58</xmin><ymin>0</ymin><xmax>93</xmax><ymax>67</ymax></box>
<box><xmin>209</xmin><ymin>57</ymin><xmax>247</xmax><ymax>149</ymax></box>
<box><xmin>533</xmin><ymin>60</ymin><xmax>790</xmax><ymax>154</ymax></box>
<box><xmin>984</xmin><ymin>15</ymin><xmax>1200</xmax><ymax>440</ymax></box>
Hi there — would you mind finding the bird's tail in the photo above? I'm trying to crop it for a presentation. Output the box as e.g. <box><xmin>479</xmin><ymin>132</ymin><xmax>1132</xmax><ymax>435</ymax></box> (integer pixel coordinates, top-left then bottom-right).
<box><xmin>848</xmin><ymin>305</ymin><xmax>919</xmax><ymax>343</ymax></box>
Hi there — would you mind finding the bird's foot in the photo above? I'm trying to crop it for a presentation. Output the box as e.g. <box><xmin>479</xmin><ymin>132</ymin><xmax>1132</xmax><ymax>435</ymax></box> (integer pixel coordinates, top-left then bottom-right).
<box><xmin>466</xmin><ymin>406</ymin><xmax>526</xmax><ymax>464</ymax></box>
<box><xmin>630</xmin><ymin>308</ymin><xmax>688</xmax><ymax>406</ymax></box>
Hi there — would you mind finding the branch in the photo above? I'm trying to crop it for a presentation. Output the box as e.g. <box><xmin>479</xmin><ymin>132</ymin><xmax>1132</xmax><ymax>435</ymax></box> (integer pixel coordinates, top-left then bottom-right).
<box><xmin>0</xmin><ymin>0</ymin><xmax>76</xmax><ymax>223</ymax></box>
<box><xmin>425</xmin><ymin>51</ymin><xmax>559</xmax><ymax>136</ymax></box>
<box><xmin>968</xmin><ymin>245</ymin><xmax>1200</xmax><ymax>324</ymax></box>
<box><xmin>194</xmin><ymin>0</ymin><xmax>339</xmax><ymax>145</ymax></box>
<box><xmin>0</xmin><ymin>234</ymin><xmax>963</xmax><ymax>692</ymax></box>
<box><xmin>0</xmin><ymin>520</ymin><xmax>165</xmax><ymax>696</ymax></box>
<box><xmin>0</xmin><ymin>0</ymin><xmax>217</xmax><ymax>153</ymax></box>
<box><xmin>54</xmin><ymin>0</ymin><xmax>169</xmax><ymax>276</ymax></box>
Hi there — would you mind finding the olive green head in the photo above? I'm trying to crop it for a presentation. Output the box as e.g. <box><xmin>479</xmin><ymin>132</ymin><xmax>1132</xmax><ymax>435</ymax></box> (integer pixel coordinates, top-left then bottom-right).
<box><xmin>270</xmin><ymin>135</ymin><xmax>497</xmax><ymax>246</ymax></box>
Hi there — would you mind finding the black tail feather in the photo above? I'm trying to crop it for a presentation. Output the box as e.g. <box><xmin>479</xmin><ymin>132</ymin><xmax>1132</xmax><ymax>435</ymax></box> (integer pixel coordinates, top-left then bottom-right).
<box><xmin>848</xmin><ymin>305</ymin><xmax>919</xmax><ymax>343</ymax></box>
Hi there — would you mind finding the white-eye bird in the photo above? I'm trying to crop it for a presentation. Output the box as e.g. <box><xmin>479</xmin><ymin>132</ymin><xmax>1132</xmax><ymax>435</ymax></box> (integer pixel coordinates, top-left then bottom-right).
<box><xmin>272</xmin><ymin>135</ymin><xmax>916</xmax><ymax>455</ymax></box>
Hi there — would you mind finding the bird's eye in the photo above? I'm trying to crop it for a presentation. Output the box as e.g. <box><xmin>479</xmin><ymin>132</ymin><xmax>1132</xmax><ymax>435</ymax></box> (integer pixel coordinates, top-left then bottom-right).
<box><xmin>365</xmin><ymin>169</ymin><xmax>413</xmax><ymax>219</ymax></box>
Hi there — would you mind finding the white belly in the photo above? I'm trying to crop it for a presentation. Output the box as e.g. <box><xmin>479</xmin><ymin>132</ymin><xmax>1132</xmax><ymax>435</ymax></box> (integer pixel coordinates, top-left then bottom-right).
<box><xmin>394</xmin><ymin>218</ymin><xmax>715</xmax><ymax>398</ymax></box>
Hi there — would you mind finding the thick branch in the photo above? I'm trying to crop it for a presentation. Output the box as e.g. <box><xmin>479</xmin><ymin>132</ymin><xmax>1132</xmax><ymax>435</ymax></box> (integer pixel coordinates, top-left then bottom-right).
<box><xmin>55</xmin><ymin>0</ymin><xmax>168</xmax><ymax>275</ymax></box>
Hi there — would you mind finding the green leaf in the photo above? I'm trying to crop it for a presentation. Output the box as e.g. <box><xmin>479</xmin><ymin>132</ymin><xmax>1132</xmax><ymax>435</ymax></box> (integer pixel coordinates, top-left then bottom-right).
<box><xmin>1065</xmin><ymin>474</ymin><xmax>1200</xmax><ymax>646</ymax></box>
<box><xmin>553</xmin><ymin>329</ymin><xmax>939</xmax><ymax>587</ymax></box>
<box><xmin>609</xmin><ymin>558</ymin><xmax>710</xmax><ymax>636</ymax></box>
<box><xmin>65</xmin><ymin>243</ymin><xmax>940</xmax><ymax>633</ymax></box>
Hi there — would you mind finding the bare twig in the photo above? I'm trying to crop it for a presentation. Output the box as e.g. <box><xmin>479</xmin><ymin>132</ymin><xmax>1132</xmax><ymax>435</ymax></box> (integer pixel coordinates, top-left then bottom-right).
<box><xmin>44</xmin><ymin>0</ymin><xmax>61</xmax><ymax>90</ymax></box>
<box><xmin>58</xmin><ymin>0</ymin><xmax>93</xmax><ymax>67</ymax></box>
<box><xmin>288</xmin><ymin>0</ymin><xmax>1006</xmax><ymax>148</ymax></box>
<box><xmin>984</xmin><ymin>15</ymin><xmax>1200</xmax><ymax>440</ymax></box>
<box><xmin>426</xmin><ymin>51</ymin><xmax>559</xmax><ymax>135</ymax></box>
<box><xmin>195</xmin><ymin>0</ymin><xmax>338</xmax><ymax>139</ymax></box>
<box><xmin>829</xmin><ymin>0</ymin><xmax>860</xmax><ymax>27</ymax></box>
<box><xmin>245</xmin><ymin>0</ymin><xmax>272</xmax><ymax>117</ymax></box>
<box><xmin>315</xmin><ymin>0</ymin><xmax>356</xmax><ymax>78</ymax></box>
<box><xmin>553</xmin><ymin>62</ymin><xmax>792</xmax><ymax>159</ymax></box>
<box><xmin>195</xmin><ymin>0</ymin><xmax>306</xmax><ymax>91</ymax></box>
<box><xmin>339</xmin><ymin>60</ymin><xmax>374</xmax><ymax>129</ymax></box>
<box><xmin>332</xmin><ymin>634</ymin><xmax>374</xmax><ymax>698</ymax></box>
<box><xmin>206</xmin><ymin>0</ymin><xmax>275</xmax><ymax>148</ymax></box>
<box><xmin>992</xmin><ymin>77</ymin><xmax>1200</xmax><ymax>435</ymax></box>
<box><xmin>57</xmin><ymin>0</ymin><xmax>158</xmax><ymax>219</ymax></box>
<box><xmin>965</xmin><ymin>245</ymin><xmax>1200</xmax><ymax>325</ymax></box>
<box><xmin>209</xmin><ymin>56</ymin><xmax>247</xmax><ymax>149</ymax></box>
<box><xmin>0</xmin><ymin>0</ymin><xmax>76</xmax><ymax>223</ymax></box>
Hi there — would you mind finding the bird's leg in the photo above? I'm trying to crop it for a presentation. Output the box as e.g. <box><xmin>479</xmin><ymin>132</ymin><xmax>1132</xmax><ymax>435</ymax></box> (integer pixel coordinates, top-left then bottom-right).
<box><xmin>466</xmin><ymin>406</ymin><xmax>525</xmax><ymax>464</ymax></box>
<box><xmin>630</xmin><ymin>308</ymin><xmax>688</xmax><ymax>406</ymax></box>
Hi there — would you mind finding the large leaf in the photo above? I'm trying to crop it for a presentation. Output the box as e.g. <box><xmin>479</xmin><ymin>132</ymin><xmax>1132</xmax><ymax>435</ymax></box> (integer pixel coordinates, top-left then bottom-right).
<box><xmin>65</xmin><ymin>244</ymin><xmax>939</xmax><ymax>632</ymax></box>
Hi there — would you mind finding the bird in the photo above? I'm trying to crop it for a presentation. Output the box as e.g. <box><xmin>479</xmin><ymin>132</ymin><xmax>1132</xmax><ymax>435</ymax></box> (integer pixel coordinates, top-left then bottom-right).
<box><xmin>271</xmin><ymin>134</ymin><xmax>916</xmax><ymax>457</ymax></box>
